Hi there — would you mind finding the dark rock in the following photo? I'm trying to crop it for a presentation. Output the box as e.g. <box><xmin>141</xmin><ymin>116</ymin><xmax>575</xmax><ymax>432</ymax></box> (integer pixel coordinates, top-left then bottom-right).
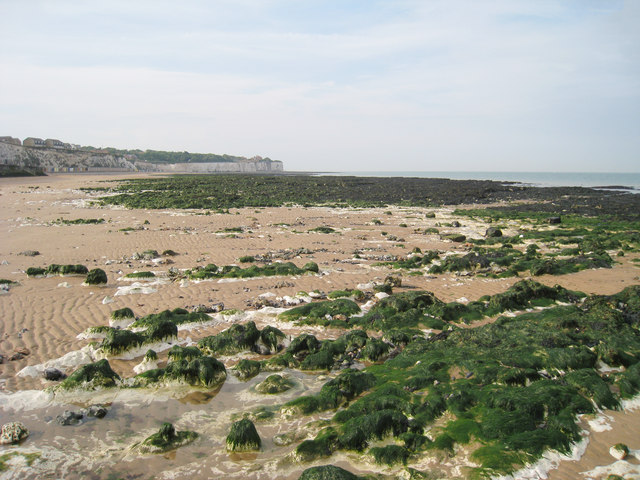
<box><xmin>485</xmin><ymin>227</ymin><xmax>503</xmax><ymax>238</ymax></box>
<box><xmin>299</xmin><ymin>465</ymin><xmax>360</xmax><ymax>480</ymax></box>
<box><xmin>86</xmin><ymin>405</ymin><xmax>108</xmax><ymax>419</ymax></box>
<box><xmin>56</xmin><ymin>410</ymin><xmax>84</xmax><ymax>426</ymax></box>
<box><xmin>549</xmin><ymin>216</ymin><xmax>562</xmax><ymax>224</ymax></box>
<box><xmin>44</xmin><ymin>367</ymin><xmax>67</xmax><ymax>381</ymax></box>
<box><xmin>253</xmin><ymin>344</ymin><xmax>271</xmax><ymax>355</ymax></box>
<box><xmin>451</xmin><ymin>221</ymin><xmax>461</xmax><ymax>227</ymax></box>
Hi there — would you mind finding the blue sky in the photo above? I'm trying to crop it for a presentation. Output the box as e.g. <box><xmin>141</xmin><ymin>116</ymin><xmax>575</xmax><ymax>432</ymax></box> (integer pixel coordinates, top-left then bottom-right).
<box><xmin>1</xmin><ymin>0</ymin><xmax>638</xmax><ymax>172</ymax></box>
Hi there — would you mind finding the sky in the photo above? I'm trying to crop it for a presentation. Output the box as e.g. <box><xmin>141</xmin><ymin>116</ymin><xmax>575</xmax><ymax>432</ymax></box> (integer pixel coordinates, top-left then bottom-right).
<box><xmin>1</xmin><ymin>0</ymin><xmax>638</xmax><ymax>172</ymax></box>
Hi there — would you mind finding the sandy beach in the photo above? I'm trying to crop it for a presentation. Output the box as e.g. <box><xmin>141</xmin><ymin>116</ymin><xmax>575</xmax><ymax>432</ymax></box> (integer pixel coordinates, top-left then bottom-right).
<box><xmin>1</xmin><ymin>174</ymin><xmax>639</xmax><ymax>479</ymax></box>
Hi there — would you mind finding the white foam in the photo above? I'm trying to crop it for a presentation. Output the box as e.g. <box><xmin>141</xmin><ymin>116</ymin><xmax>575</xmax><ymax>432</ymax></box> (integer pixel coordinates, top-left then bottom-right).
<box><xmin>621</xmin><ymin>394</ymin><xmax>640</xmax><ymax>411</ymax></box>
<box><xmin>582</xmin><ymin>459</ymin><xmax>640</xmax><ymax>479</ymax></box>
<box><xmin>587</xmin><ymin>412</ymin><xmax>613</xmax><ymax>432</ymax></box>
<box><xmin>494</xmin><ymin>437</ymin><xmax>589</xmax><ymax>480</ymax></box>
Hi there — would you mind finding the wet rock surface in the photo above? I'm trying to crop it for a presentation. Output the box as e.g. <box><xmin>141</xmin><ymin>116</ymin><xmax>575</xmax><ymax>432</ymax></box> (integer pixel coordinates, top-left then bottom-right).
<box><xmin>0</xmin><ymin>422</ymin><xmax>29</xmax><ymax>444</ymax></box>
<box><xmin>56</xmin><ymin>410</ymin><xmax>84</xmax><ymax>426</ymax></box>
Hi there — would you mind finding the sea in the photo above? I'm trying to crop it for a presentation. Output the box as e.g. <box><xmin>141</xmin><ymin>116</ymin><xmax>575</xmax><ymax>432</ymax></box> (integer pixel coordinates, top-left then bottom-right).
<box><xmin>330</xmin><ymin>171</ymin><xmax>640</xmax><ymax>192</ymax></box>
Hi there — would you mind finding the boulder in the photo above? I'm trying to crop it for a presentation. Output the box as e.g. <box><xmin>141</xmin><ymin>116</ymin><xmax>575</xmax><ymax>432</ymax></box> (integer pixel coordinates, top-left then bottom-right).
<box><xmin>609</xmin><ymin>443</ymin><xmax>629</xmax><ymax>460</ymax></box>
<box><xmin>485</xmin><ymin>227</ymin><xmax>503</xmax><ymax>238</ymax></box>
<box><xmin>85</xmin><ymin>268</ymin><xmax>108</xmax><ymax>285</ymax></box>
<box><xmin>548</xmin><ymin>216</ymin><xmax>562</xmax><ymax>225</ymax></box>
<box><xmin>0</xmin><ymin>422</ymin><xmax>29</xmax><ymax>444</ymax></box>
<box><xmin>226</xmin><ymin>419</ymin><xmax>261</xmax><ymax>452</ymax></box>
<box><xmin>299</xmin><ymin>465</ymin><xmax>360</xmax><ymax>480</ymax></box>
<box><xmin>255</xmin><ymin>374</ymin><xmax>294</xmax><ymax>394</ymax></box>
<box><xmin>44</xmin><ymin>367</ymin><xmax>67</xmax><ymax>381</ymax></box>
<box><xmin>138</xmin><ymin>422</ymin><xmax>198</xmax><ymax>454</ymax></box>
<box><xmin>87</xmin><ymin>405</ymin><xmax>108</xmax><ymax>419</ymax></box>
<box><xmin>232</xmin><ymin>359</ymin><xmax>261</xmax><ymax>381</ymax></box>
<box><xmin>56</xmin><ymin>410</ymin><xmax>84</xmax><ymax>426</ymax></box>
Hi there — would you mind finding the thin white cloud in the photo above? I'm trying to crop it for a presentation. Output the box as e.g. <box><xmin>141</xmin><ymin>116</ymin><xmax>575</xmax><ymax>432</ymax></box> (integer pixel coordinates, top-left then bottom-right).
<box><xmin>0</xmin><ymin>0</ymin><xmax>638</xmax><ymax>171</ymax></box>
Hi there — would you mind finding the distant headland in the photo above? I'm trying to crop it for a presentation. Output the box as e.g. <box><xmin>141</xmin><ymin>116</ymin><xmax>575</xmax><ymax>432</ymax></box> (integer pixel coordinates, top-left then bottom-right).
<box><xmin>0</xmin><ymin>136</ymin><xmax>283</xmax><ymax>175</ymax></box>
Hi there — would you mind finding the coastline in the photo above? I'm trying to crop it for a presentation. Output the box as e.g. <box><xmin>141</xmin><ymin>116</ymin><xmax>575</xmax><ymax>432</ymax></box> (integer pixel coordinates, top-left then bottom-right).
<box><xmin>0</xmin><ymin>173</ymin><xmax>639</xmax><ymax>479</ymax></box>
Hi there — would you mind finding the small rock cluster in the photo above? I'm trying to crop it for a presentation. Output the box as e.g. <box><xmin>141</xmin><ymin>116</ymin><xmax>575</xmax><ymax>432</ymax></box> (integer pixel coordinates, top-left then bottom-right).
<box><xmin>56</xmin><ymin>405</ymin><xmax>109</xmax><ymax>426</ymax></box>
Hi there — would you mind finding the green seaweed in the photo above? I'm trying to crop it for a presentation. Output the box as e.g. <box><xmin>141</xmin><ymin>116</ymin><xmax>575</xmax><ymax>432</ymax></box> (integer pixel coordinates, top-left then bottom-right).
<box><xmin>58</xmin><ymin>359</ymin><xmax>121</xmax><ymax>390</ymax></box>
<box><xmin>232</xmin><ymin>359</ymin><xmax>261</xmax><ymax>381</ymax></box>
<box><xmin>226</xmin><ymin>419</ymin><xmax>261</xmax><ymax>452</ymax></box>
<box><xmin>135</xmin><ymin>356</ymin><xmax>226</xmax><ymax>388</ymax></box>
<box><xmin>138</xmin><ymin>422</ymin><xmax>198</xmax><ymax>454</ymax></box>
<box><xmin>255</xmin><ymin>374</ymin><xmax>294</xmax><ymax>394</ymax></box>
<box><xmin>85</xmin><ymin>268</ymin><xmax>108</xmax><ymax>284</ymax></box>
<box><xmin>198</xmin><ymin>321</ymin><xmax>260</xmax><ymax>355</ymax></box>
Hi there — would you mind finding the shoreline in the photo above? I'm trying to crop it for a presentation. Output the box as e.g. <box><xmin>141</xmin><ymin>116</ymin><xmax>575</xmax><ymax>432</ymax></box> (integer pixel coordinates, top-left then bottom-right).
<box><xmin>1</xmin><ymin>174</ymin><xmax>639</xmax><ymax>479</ymax></box>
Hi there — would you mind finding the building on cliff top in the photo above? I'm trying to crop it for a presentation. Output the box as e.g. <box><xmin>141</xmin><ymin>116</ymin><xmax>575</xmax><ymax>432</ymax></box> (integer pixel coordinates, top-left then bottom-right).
<box><xmin>23</xmin><ymin>137</ymin><xmax>46</xmax><ymax>147</ymax></box>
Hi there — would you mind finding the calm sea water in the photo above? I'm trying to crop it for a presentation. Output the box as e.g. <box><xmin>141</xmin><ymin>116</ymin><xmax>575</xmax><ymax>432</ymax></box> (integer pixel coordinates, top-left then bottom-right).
<box><xmin>331</xmin><ymin>171</ymin><xmax>640</xmax><ymax>191</ymax></box>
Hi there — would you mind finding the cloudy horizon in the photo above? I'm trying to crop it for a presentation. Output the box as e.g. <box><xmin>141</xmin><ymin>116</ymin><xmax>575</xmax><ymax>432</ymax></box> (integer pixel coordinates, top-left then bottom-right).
<box><xmin>1</xmin><ymin>0</ymin><xmax>638</xmax><ymax>172</ymax></box>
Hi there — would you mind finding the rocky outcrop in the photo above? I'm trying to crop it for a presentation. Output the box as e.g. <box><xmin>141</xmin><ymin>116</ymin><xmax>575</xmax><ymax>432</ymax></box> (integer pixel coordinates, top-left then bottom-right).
<box><xmin>0</xmin><ymin>141</ymin><xmax>136</xmax><ymax>172</ymax></box>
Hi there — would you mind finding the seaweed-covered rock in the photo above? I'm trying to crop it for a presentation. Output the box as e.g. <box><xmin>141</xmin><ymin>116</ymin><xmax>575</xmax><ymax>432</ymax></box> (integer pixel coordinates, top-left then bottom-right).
<box><xmin>26</xmin><ymin>267</ymin><xmax>46</xmax><ymax>277</ymax></box>
<box><xmin>370</xmin><ymin>444</ymin><xmax>410</xmax><ymax>465</ymax></box>
<box><xmin>255</xmin><ymin>374</ymin><xmax>294</xmax><ymax>394</ymax></box>
<box><xmin>226</xmin><ymin>419</ymin><xmax>261</xmax><ymax>452</ymax></box>
<box><xmin>58</xmin><ymin>359</ymin><xmax>121</xmax><ymax>390</ymax></box>
<box><xmin>167</xmin><ymin>345</ymin><xmax>203</xmax><ymax>362</ymax></box>
<box><xmin>111</xmin><ymin>307</ymin><xmax>135</xmax><ymax>321</ymax></box>
<box><xmin>303</xmin><ymin>261</ymin><xmax>320</xmax><ymax>273</ymax></box>
<box><xmin>135</xmin><ymin>356</ymin><xmax>226</xmax><ymax>388</ymax></box>
<box><xmin>198</xmin><ymin>321</ymin><xmax>260</xmax><ymax>355</ymax></box>
<box><xmin>441</xmin><ymin>233</ymin><xmax>466</xmax><ymax>243</ymax></box>
<box><xmin>85</xmin><ymin>268</ymin><xmax>108</xmax><ymax>285</ymax></box>
<box><xmin>100</xmin><ymin>328</ymin><xmax>145</xmax><ymax>355</ymax></box>
<box><xmin>298</xmin><ymin>465</ymin><xmax>360</xmax><ymax>480</ymax></box>
<box><xmin>258</xmin><ymin>325</ymin><xmax>286</xmax><ymax>353</ymax></box>
<box><xmin>288</xmin><ymin>334</ymin><xmax>321</xmax><ymax>356</ymax></box>
<box><xmin>232</xmin><ymin>359</ymin><xmax>261</xmax><ymax>381</ymax></box>
<box><xmin>144</xmin><ymin>319</ymin><xmax>178</xmax><ymax>342</ymax></box>
<box><xmin>485</xmin><ymin>227</ymin><xmax>503</xmax><ymax>238</ymax></box>
<box><xmin>0</xmin><ymin>422</ymin><xmax>29</xmax><ymax>444</ymax></box>
<box><xmin>610</xmin><ymin>443</ymin><xmax>629</xmax><ymax>460</ymax></box>
<box><xmin>362</xmin><ymin>338</ymin><xmax>391</xmax><ymax>362</ymax></box>
<box><xmin>138</xmin><ymin>422</ymin><xmax>198</xmax><ymax>454</ymax></box>
<box><xmin>301</xmin><ymin>349</ymin><xmax>335</xmax><ymax>371</ymax></box>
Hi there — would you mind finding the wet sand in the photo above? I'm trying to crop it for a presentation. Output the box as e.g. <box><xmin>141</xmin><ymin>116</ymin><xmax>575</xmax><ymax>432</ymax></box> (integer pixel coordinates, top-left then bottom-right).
<box><xmin>1</xmin><ymin>174</ymin><xmax>639</xmax><ymax>479</ymax></box>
